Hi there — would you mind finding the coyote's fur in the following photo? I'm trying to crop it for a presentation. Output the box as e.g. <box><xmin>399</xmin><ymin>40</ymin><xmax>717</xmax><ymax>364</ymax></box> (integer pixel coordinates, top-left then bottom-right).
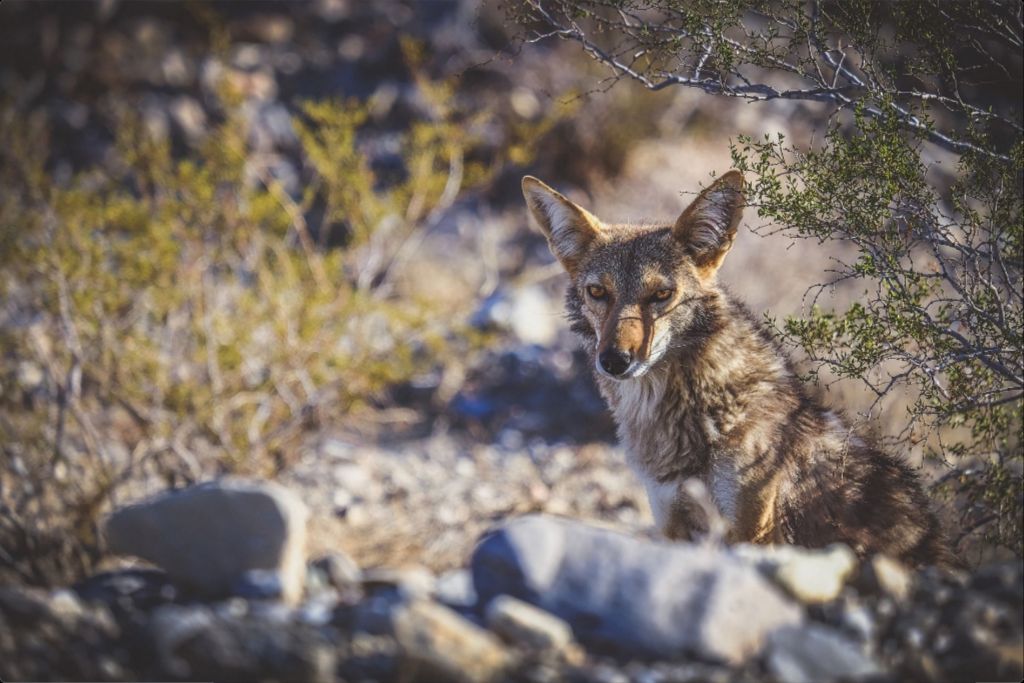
<box><xmin>522</xmin><ymin>171</ymin><xmax>952</xmax><ymax>567</ymax></box>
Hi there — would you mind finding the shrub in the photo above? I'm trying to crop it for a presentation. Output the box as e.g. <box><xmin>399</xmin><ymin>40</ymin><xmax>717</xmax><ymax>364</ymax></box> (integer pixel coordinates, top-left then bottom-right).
<box><xmin>0</xmin><ymin>54</ymin><xmax>559</xmax><ymax>585</ymax></box>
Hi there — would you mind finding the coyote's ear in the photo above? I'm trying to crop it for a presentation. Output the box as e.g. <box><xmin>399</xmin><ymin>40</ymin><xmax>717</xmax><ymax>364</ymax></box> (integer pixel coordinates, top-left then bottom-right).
<box><xmin>522</xmin><ymin>176</ymin><xmax>602</xmax><ymax>274</ymax></box>
<box><xmin>673</xmin><ymin>170</ymin><xmax>744</xmax><ymax>277</ymax></box>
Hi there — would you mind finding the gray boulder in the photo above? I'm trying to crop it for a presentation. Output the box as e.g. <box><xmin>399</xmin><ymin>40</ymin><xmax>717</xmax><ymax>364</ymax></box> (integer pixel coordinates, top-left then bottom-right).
<box><xmin>471</xmin><ymin>515</ymin><xmax>803</xmax><ymax>665</ymax></box>
<box><xmin>104</xmin><ymin>478</ymin><xmax>308</xmax><ymax>603</ymax></box>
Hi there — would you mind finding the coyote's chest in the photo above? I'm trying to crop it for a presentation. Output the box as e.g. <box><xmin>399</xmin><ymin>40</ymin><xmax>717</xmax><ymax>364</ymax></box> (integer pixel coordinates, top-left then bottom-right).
<box><xmin>602</xmin><ymin>371</ymin><xmax>739</xmax><ymax>528</ymax></box>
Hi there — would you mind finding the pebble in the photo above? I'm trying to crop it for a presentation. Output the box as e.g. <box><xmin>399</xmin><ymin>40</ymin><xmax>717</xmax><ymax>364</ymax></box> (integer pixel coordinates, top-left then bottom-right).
<box><xmin>362</xmin><ymin>565</ymin><xmax>436</xmax><ymax>600</ymax></box>
<box><xmin>312</xmin><ymin>551</ymin><xmax>363</xmax><ymax>594</ymax></box>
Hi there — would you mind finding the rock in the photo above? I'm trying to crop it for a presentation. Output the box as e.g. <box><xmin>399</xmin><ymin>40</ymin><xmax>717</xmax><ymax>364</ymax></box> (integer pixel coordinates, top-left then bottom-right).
<box><xmin>867</xmin><ymin>554</ymin><xmax>914</xmax><ymax>602</ymax></box>
<box><xmin>312</xmin><ymin>551</ymin><xmax>362</xmax><ymax>594</ymax></box>
<box><xmin>510</xmin><ymin>87</ymin><xmax>541</xmax><ymax>119</ymax></box>
<box><xmin>485</xmin><ymin>595</ymin><xmax>574</xmax><ymax>652</ymax></box>
<box><xmin>231</xmin><ymin>569</ymin><xmax>287</xmax><ymax>600</ymax></box>
<box><xmin>16</xmin><ymin>360</ymin><xmax>44</xmax><ymax>390</ymax></box>
<box><xmin>889</xmin><ymin>561</ymin><xmax>1024</xmax><ymax>683</ymax></box>
<box><xmin>170</xmin><ymin>96</ymin><xmax>206</xmax><ymax>142</ymax></box>
<box><xmin>104</xmin><ymin>478</ymin><xmax>309</xmax><ymax>603</ymax></box>
<box><xmin>472</xmin><ymin>515</ymin><xmax>802</xmax><ymax>664</ymax></box>
<box><xmin>436</xmin><ymin>568</ymin><xmax>477</xmax><ymax>609</ymax></box>
<box><xmin>0</xmin><ymin>584</ymin><xmax>124</xmax><ymax>681</ymax></box>
<box><xmin>362</xmin><ymin>565</ymin><xmax>436</xmax><ymax>599</ymax></box>
<box><xmin>148</xmin><ymin>603</ymin><xmax>336</xmax><ymax>683</ymax></box>
<box><xmin>297</xmin><ymin>593</ymin><xmax>337</xmax><ymax>627</ymax></box>
<box><xmin>767</xmin><ymin>624</ymin><xmax>884</xmax><ymax>683</ymax></box>
<box><xmin>352</xmin><ymin>590</ymin><xmax>405</xmax><ymax>637</ymax></box>
<box><xmin>45</xmin><ymin>589</ymin><xmax>86</xmax><ymax>626</ymax></box>
<box><xmin>390</xmin><ymin>599</ymin><xmax>511</xmax><ymax>683</ymax></box>
<box><xmin>341</xmin><ymin>633</ymin><xmax>401</xmax><ymax>682</ymax></box>
<box><xmin>159</xmin><ymin>49</ymin><xmax>193</xmax><ymax>87</ymax></box>
<box><xmin>247</xmin><ymin>101</ymin><xmax>297</xmax><ymax>151</ymax></box>
<box><xmin>737</xmin><ymin>542</ymin><xmax>857</xmax><ymax>604</ymax></box>
<box><xmin>74</xmin><ymin>568</ymin><xmax>178</xmax><ymax>612</ymax></box>
<box><xmin>839</xmin><ymin>597</ymin><xmax>878</xmax><ymax>645</ymax></box>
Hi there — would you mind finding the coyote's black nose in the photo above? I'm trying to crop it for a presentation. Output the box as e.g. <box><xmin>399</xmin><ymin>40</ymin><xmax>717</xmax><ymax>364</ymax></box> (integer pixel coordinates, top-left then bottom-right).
<box><xmin>599</xmin><ymin>349</ymin><xmax>632</xmax><ymax>376</ymax></box>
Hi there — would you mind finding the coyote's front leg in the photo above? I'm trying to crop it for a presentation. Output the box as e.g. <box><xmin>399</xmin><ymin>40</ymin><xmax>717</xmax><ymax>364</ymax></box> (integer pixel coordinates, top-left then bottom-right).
<box><xmin>643</xmin><ymin>477</ymin><xmax>711</xmax><ymax>541</ymax></box>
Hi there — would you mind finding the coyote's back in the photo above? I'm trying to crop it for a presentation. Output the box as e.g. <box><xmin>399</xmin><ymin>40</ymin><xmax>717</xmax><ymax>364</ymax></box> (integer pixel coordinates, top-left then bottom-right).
<box><xmin>522</xmin><ymin>171</ymin><xmax>952</xmax><ymax>567</ymax></box>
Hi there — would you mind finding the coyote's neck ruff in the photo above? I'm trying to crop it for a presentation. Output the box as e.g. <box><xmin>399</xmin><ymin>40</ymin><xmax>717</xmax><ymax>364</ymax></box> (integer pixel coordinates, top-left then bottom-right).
<box><xmin>523</xmin><ymin>171</ymin><xmax>951</xmax><ymax>567</ymax></box>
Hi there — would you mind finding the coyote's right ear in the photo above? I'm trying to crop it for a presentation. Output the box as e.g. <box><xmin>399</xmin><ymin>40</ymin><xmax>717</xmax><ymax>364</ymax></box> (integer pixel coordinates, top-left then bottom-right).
<box><xmin>522</xmin><ymin>176</ymin><xmax>602</xmax><ymax>274</ymax></box>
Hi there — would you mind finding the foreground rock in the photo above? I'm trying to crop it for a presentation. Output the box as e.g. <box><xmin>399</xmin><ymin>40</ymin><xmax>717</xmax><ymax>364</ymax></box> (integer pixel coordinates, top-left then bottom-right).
<box><xmin>104</xmin><ymin>478</ymin><xmax>309</xmax><ymax>603</ymax></box>
<box><xmin>767</xmin><ymin>624</ymin><xmax>882</xmax><ymax>683</ymax></box>
<box><xmin>4</xmin><ymin>501</ymin><xmax>1021</xmax><ymax>683</ymax></box>
<box><xmin>390</xmin><ymin>599</ymin><xmax>511</xmax><ymax>682</ymax></box>
<box><xmin>485</xmin><ymin>594</ymin><xmax>575</xmax><ymax>653</ymax></box>
<box><xmin>148</xmin><ymin>603</ymin><xmax>336</xmax><ymax>683</ymax></box>
<box><xmin>471</xmin><ymin>514</ymin><xmax>804</xmax><ymax>665</ymax></box>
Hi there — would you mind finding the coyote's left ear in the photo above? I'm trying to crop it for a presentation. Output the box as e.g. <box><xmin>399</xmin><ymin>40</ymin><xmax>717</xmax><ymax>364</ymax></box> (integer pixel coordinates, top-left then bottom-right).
<box><xmin>673</xmin><ymin>170</ymin><xmax>745</xmax><ymax>277</ymax></box>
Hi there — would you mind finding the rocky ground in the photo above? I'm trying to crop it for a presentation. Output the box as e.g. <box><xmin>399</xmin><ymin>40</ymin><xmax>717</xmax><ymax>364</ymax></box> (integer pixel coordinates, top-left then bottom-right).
<box><xmin>284</xmin><ymin>430</ymin><xmax>642</xmax><ymax>573</ymax></box>
<box><xmin>2</xmin><ymin>478</ymin><xmax>1022</xmax><ymax>683</ymax></box>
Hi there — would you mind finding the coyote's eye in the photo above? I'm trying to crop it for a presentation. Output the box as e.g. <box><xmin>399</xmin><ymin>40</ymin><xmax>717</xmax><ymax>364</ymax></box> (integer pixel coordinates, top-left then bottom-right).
<box><xmin>586</xmin><ymin>284</ymin><xmax>607</xmax><ymax>300</ymax></box>
<box><xmin>652</xmin><ymin>289</ymin><xmax>674</xmax><ymax>302</ymax></box>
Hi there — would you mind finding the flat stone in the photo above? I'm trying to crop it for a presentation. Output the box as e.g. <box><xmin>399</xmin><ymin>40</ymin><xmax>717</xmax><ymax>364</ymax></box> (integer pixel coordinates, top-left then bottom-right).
<box><xmin>104</xmin><ymin>478</ymin><xmax>308</xmax><ymax>603</ymax></box>
<box><xmin>485</xmin><ymin>595</ymin><xmax>574</xmax><ymax>652</ymax></box>
<box><xmin>472</xmin><ymin>515</ymin><xmax>802</xmax><ymax>664</ymax></box>
<box><xmin>390</xmin><ymin>599</ymin><xmax>511</xmax><ymax>682</ymax></box>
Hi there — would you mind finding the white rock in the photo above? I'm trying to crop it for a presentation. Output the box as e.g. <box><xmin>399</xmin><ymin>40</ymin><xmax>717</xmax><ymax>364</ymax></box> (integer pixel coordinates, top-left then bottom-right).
<box><xmin>473</xmin><ymin>515</ymin><xmax>803</xmax><ymax>665</ymax></box>
<box><xmin>869</xmin><ymin>554</ymin><xmax>913</xmax><ymax>602</ymax></box>
<box><xmin>767</xmin><ymin>624</ymin><xmax>884</xmax><ymax>683</ymax></box>
<box><xmin>736</xmin><ymin>543</ymin><xmax>858</xmax><ymax>604</ymax></box>
<box><xmin>104</xmin><ymin>478</ymin><xmax>308</xmax><ymax>603</ymax></box>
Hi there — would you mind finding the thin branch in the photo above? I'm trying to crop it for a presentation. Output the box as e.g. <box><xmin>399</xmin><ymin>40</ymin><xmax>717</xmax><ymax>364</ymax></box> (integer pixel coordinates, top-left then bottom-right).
<box><xmin>523</xmin><ymin>0</ymin><xmax>1018</xmax><ymax>161</ymax></box>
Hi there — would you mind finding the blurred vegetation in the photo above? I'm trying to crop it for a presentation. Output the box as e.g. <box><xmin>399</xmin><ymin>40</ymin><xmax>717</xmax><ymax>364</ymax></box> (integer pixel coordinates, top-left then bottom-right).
<box><xmin>512</xmin><ymin>0</ymin><xmax>1023</xmax><ymax>558</ymax></box>
<box><xmin>0</xmin><ymin>40</ymin><xmax>562</xmax><ymax>585</ymax></box>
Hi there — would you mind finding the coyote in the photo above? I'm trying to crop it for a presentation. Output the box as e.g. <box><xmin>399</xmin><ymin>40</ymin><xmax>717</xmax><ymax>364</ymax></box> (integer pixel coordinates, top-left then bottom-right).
<box><xmin>522</xmin><ymin>171</ymin><xmax>951</xmax><ymax>567</ymax></box>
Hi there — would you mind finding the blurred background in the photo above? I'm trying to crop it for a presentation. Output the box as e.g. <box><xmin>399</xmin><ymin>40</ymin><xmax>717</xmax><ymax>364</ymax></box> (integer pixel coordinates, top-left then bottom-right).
<box><xmin>0</xmin><ymin>0</ymin><xmax>999</xmax><ymax>587</ymax></box>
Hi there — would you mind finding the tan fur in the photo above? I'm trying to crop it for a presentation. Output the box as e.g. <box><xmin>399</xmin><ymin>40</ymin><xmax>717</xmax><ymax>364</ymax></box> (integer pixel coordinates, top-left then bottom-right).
<box><xmin>523</xmin><ymin>172</ymin><xmax>954</xmax><ymax>568</ymax></box>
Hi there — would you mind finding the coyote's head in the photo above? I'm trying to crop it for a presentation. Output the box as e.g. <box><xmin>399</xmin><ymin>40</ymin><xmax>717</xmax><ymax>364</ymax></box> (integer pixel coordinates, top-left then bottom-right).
<box><xmin>522</xmin><ymin>171</ymin><xmax>744</xmax><ymax>380</ymax></box>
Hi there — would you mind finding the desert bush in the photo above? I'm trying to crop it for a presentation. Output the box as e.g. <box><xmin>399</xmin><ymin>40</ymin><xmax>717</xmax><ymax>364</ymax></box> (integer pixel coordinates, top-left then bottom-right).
<box><xmin>510</xmin><ymin>0</ymin><xmax>1023</xmax><ymax>558</ymax></box>
<box><xmin>0</xmin><ymin>51</ymin><xmax>558</xmax><ymax>585</ymax></box>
